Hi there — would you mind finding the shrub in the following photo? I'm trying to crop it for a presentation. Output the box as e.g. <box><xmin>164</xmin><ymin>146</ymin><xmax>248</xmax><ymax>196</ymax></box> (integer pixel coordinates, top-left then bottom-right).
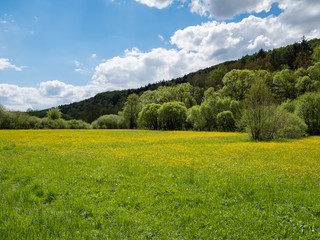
<box><xmin>38</xmin><ymin>118</ymin><xmax>67</xmax><ymax>129</ymax></box>
<box><xmin>67</xmin><ymin>119</ymin><xmax>91</xmax><ymax>129</ymax></box>
<box><xmin>217</xmin><ymin>111</ymin><xmax>235</xmax><ymax>132</ymax></box>
<box><xmin>242</xmin><ymin>80</ymin><xmax>274</xmax><ymax>140</ymax></box>
<box><xmin>264</xmin><ymin>106</ymin><xmax>307</xmax><ymax>139</ymax></box>
<box><xmin>243</xmin><ymin>80</ymin><xmax>306</xmax><ymax>140</ymax></box>
<box><xmin>138</xmin><ymin>103</ymin><xmax>161</xmax><ymax>130</ymax></box>
<box><xmin>295</xmin><ymin>92</ymin><xmax>320</xmax><ymax>135</ymax></box>
<box><xmin>47</xmin><ymin>108</ymin><xmax>62</xmax><ymax>120</ymax></box>
<box><xmin>158</xmin><ymin>102</ymin><xmax>187</xmax><ymax>130</ymax></box>
<box><xmin>280</xmin><ymin>99</ymin><xmax>296</xmax><ymax>113</ymax></box>
<box><xmin>0</xmin><ymin>105</ymin><xmax>15</xmax><ymax>129</ymax></box>
<box><xmin>91</xmin><ymin>114</ymin><xmax>124</xmax><ymax>129</ymax></box>
<box><xmin>187</xmin><ymin>105</ymin><xmax>206</xmax><ymax>131</ymax></box>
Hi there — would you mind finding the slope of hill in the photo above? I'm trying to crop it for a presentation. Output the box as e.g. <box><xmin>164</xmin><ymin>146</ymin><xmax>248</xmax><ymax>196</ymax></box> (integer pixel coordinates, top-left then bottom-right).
<box><xmin>29</xmin><ymin>37</ymin><xmax>320</xmax><ymax>123</ymax></box>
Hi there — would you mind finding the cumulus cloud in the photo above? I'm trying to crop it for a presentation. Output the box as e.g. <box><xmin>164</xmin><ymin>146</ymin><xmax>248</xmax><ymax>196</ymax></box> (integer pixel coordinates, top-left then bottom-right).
<box><xmin>189</xmin><ymin>0</ymin><xmax>274</xmax><ymax>19</ymax></box>
<box><xmin>170</xmin><ymin>15</ymin><xmax>287</xmax><ymax>61</ymax></box>
<box><xmin>92</xmin><ymin>47</ymin><xmax>211</xmax><ymax>91</ymax></box>
<box><xmin>134</xmin><ymin>0</ymin><xmax>274</xmax><ymax>19</ymax></box>
<box><xmin>0</xmin><ymin>81</ymin><xmax>100</xmax><ymax>111</ymax></box>
<box><xmin>0</xmin><ymin>58</ymin><xmax>25</xmax><ymax>71</ymax></box>
<box><xmin>135</xmin><ymin>0</ymin><xmax>174</xmax><ymax>9</ymax></box>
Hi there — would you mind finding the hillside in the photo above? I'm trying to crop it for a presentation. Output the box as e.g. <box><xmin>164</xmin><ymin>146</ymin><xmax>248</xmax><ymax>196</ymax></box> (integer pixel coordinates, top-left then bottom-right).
<box><xmin>29</xmin><ymin>37</ymin><xmax>320</xmax><ymax>123</ymax></box>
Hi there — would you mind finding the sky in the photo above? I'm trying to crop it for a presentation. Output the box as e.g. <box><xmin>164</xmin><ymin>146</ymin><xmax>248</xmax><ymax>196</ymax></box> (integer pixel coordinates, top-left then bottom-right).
<box><xmin>0</xmin><ymin>0</ymin><xmax>320</xmax><ymax>111</ymax></box>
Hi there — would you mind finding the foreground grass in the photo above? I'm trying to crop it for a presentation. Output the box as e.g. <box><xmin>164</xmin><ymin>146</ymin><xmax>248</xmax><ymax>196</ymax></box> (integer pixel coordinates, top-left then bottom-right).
<box><xmin>0</xmin><ymin>130</ymin><xmax>320</xmax><ymax>239</ymax></box>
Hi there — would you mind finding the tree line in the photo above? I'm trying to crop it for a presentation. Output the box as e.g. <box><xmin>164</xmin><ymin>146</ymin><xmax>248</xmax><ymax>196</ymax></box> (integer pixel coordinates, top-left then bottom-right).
<box><xmin>92</xmin><ymin>59</ymin><xmax>320</xmax><ymax>140</ymax></box>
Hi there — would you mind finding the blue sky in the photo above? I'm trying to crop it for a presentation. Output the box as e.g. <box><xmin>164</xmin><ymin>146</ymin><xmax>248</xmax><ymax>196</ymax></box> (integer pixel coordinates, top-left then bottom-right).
<box><xmin>0</xmin><ymin>0</ymin><xmax>320</xmax><ymax>110</ymax></box>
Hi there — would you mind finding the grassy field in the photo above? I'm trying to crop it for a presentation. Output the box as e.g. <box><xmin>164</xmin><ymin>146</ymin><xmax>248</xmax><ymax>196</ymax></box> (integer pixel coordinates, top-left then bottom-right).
<box><xmin>0</xmin><ymin>130</ymin><xmax>320</xmax><ymax>239</ymax></box>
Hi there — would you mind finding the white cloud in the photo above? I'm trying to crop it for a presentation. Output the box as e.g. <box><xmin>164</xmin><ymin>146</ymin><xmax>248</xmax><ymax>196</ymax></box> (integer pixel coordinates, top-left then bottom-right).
<box><xmin>0</xmin><ymin>58</ymin><xmax>25</xmax><ymax>71</ymax></box>
<box><xmin>189</xmin><ymin>0</ymin><xmax>274</xmax><ymax>19</ymax></box>
<box><xmin>134</xmin><ymin>0</ymin><xmax>274</xmax><ymax>19</ymax></box>
<box><xmin>158</xmin><ymin>34</ymin><xmax>164</xmax><ymax>41</ymax></box>
<box><xmin>74</xmin><ymin>60</ymin><xmax>91</xmax><ymax>74</ymax></box>
<box><xmin>0</xmin><ymin>81</ymin><xmax>101</xmax><ymax>111</ymax></box>
<box><xmin>135</xmin><ymin>0</ymin><xmax>174</xmax><ymax>9</ymax></box>
<box><xmin>74</xmin><ymin>60</ymin><xmax>81</xmax><ymax>66</ymax></box>
<box><xmin>92</xmin><ymin>47</ymin><xmax>210</xmax><ymax>91</ymax></box>
<box><xmin>75</xmin><ymin>68</ymin><xmax>91</xmax><ymax>74</ymax></box>
<box><xmin>91</xmin><ymin>53</ymin><xmax>97</xmax><ymax>59</ymax></box>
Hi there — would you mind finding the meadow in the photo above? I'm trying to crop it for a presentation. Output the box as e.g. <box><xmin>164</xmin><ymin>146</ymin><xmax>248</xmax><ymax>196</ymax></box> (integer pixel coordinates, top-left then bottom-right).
<box><xmin>0</xmin><ymin>130</ymin><xmax>320</xmax><ymax>239</ymax></box>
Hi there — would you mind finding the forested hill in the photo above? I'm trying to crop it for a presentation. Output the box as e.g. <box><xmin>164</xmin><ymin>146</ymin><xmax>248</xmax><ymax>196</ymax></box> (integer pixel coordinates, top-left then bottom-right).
<box><xmin>29</xmin><ymin>37</ymin><xmax>320</xmax><ymax>123</ymax></box>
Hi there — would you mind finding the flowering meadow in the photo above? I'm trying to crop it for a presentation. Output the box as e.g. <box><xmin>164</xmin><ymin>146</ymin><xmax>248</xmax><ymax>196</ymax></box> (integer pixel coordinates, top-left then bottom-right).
<box><xmin>1</xmin><ymin>130</ymin><xmax>320</xmax><ymax>239</ymax></box>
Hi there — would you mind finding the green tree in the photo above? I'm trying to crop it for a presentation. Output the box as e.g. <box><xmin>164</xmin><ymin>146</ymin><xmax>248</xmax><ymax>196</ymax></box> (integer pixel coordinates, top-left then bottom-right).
<box><xmin>271</xmin><ymin>107</ymin><xmax>307</xmax><ymax>139</ymax></box>
<box><xmin>0</xmin><ymin>105</ymin><xmax>14</xmax><ymax>129</ymax></box>
<box><xmin>138</xmin><ymin>103</ymin><xmax>161</xmax><ymax>130</ymax></box>
<box><xmin>139</xmin><ymin>90</ymin><xmax>157</xmax><ymax>107</ymax></box>
<box><xmin>187</xmin><ymin>105</ymin><xmax>206</xmax><ymax>131</ymax></box>
<box><xmin>39</xmin><ymin>118</ymin><xmax>67</xmax><ymax>129</ymax></box>
<box><xmin>158</xmin><ymin>102</ymin><xmax>187</xmax><ymax>130</ymax></box>
<box><xmin>123</xmin><ymin>94</ymin><xmax>141</xmax><ymax>129</ymax></box>
<box><xmin>47</xmin><ymin>108</ymin><xmax>62</xmax><ymax>120</ymax></box>
<box><xmin>91</xmin><ymin>114</ymin><xmax>124</xmax><ymax>129</ymax></box>
<box><xmin>312</xmin><ymin>45</ymin><xmax>320</xmax><ymax>62</ymax></box>
<box><xmin>295</xmin><ymin>76</ymin><xmax>313</xmax><ymax>95</ymax></box>
<box><xmin>172</xmin><ymin>83</ymin><xmax>197</xmax><ymax>108</ymax></box>
<box><xmin>200</xmin><ymin>102</ymin><xmax>216</xmax><ymax>131</ymax></box>
<box><xmin>243</xmin><ymin>80</ymin><xmax>306</xmax><ymax>140</ymax></box>
<box><xmin>221</xmin><ymin>69</ymin><xmax>255</xmax><ymax>101</ymax></box>
<box><xmin>273</xmin><ymin>69</ymin><xmax>297</xmax><ymax>101</ymax></box>
<box><xmin>216</xmin><ymin>111</ymin><xmax>235</xmax><ymax>132</ymax></box>
<box><xmin>242</xmin><ymin>80</ymin><xmax>274</xmax><ymax>140</ymax></box>
<box><xmin>67</xmin><ymin>119</ymin><xmax>91</xmax><ymax>129</ymax></box>
<box><xmin>202</xmin><ymin>87</ymin><xmax>221</xmax><ymax>103</ymax></box>
<box><xmin>230</xmin><ymin>100</ymin><xmax>243</xmax><ymax>130</ymax></box>
<box><xmin>207</xmin><ymin>66</ymin><xmax>227</xmax><ymax>90</ymax></box>
<box><xmin>307</xmin><ymin>62</ymin><xmax>320</xmax><ymax>81</ymax></box>
<box><xmin>296</xmin><ymin>92</ymin><xmax>320</xmax><ymax>135</ymax></box>
<box><xmin>280</xmin><ymin>99</ymin><xmax>296</xmax><ymax>113</ymax></box>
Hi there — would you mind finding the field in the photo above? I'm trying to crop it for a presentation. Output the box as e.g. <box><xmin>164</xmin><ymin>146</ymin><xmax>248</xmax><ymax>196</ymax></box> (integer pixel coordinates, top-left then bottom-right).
<box><xmin>1</xmin><ymin>130</ymin><xmax>320</xmax><ymax>239</ymax></box>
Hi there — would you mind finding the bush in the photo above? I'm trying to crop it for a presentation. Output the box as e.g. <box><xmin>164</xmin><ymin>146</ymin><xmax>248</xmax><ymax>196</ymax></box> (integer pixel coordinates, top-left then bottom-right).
<box><xmin>138</xmin><ymin>103</ymin><xmax>161</xmax><ymax>130</ymax></box>
<box><xmin>217</xmin><ymin>111</ymin><xmax>235</xmax><ymax>132</ymax></box>
<box><xmin>242</xmin><ymin>80</ymin><xmax>274</xmax><ymax>140</ymax></box>
<box><xmin>187</xmin><ymin>105</ymin><xmax>206</xmax><ymax>131</ymax></box>
<box><xmin>91</xmin><ymin>114</ymin><xmax>124</xmax><ymax>129</ymax></box>
<box><xmin>47</xmin><ymin>108</ymin><xmax>62</xmax><ymax>120</ymax></box>
<box><xmin>0</xmin><ymin>105</ymin><xmax>14</xmax><ymax>129</ymax></box>
<box><xmin>296</xmin><ymin>92</ymin><xmax>320</xmax><ymax>135</ymax></box>
<box><xmin>158</xmin><ymin>102</ymin><xmax>187</xmax><ymax>130</ymax></box>
<box><xmin>243</xmin><ymin>80</ymin><xmax>306</xmax><ymax>140</ymax></box>
<box><xmin>67</xmin><ymin>119</ymin><xmax>91</xmax><ymax>129</ymax></box>
<box><xmin>264</xmin><ymin>106</ymin><xmax>307</xmax><ymax>139</ymax></box>
<box><xmin>11</xmin><ymin>113</ymin><xmax>41</xmax><ymax>129</ymax></box>
<box><xmin>280</xmin><ymin>99</ymin><xmax>296</xmax><ymax>113</ymax></box>
<box><xmin>38</xmin><ymin>118</ymin><xmax>67</xmax><ymax>129</ymax></box>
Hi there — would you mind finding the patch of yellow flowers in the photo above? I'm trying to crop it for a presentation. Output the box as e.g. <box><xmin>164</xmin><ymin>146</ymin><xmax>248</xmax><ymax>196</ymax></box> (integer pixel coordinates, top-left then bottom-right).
<box><xmin>1</xmin><ymin>129</ymin><xmax>319</xmax><ymax>180</ymax></box>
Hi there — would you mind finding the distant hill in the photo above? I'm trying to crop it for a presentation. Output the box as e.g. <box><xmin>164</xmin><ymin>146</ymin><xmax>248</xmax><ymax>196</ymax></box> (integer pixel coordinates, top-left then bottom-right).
<box><xmin>29</xmin><ymin>37</ymin><xmax>320</xmax><ymax>123</ymax></box>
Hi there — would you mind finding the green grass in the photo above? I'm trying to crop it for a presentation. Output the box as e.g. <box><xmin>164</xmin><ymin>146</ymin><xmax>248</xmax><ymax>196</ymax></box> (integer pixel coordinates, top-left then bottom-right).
<box><xmin>0</xmin><ymin>130</ymin><xmax>320</xmax><ymax>239</ymax></box>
